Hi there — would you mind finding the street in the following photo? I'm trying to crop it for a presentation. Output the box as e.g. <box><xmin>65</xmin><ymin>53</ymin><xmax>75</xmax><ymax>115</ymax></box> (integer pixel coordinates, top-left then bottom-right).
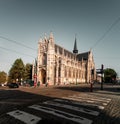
<box><xmin>0</xmin><ymin>84</ymin><xmax>120</xmax><ymax>124</ymax></box>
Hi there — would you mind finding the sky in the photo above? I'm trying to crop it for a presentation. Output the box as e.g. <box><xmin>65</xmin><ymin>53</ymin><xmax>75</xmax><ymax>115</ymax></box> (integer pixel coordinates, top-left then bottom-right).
<box><xmin>0</xmin><ymin>0</ymin><xmax>120</xmax><ymax>76</ymax></box>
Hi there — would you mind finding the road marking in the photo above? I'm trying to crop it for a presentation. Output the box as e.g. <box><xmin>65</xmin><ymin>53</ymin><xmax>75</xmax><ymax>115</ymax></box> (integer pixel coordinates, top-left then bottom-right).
<box><xmin>7</xmin><ymin>110</ymin><xmax>41</xmax><ymax>124</ymax></box>
<box><xmin>29</xmin><ymin>104</ymin><xmax>92</xmax><ymax>124</ymax></box>
<box><xmin>44</xmin><ymin>101</ymin><xmax>99</xmax><ymax>116</ymax></box>
<box><xmin>54</xmin><ymin>99</ymin><xmax>105</xmax><ymax>110</ymax></box>
<box><xmin>75</xmin><ymin>94</ymin><xmax>111</xmax><ymax>101</ymax></box>
<box><xmin>72</xmin><ymin>95</ymin><xmax>111</xmax><ymax>103</ymax></box>
<box><xmin>63</xmin><ymin>96</ymin><xmax>95</xmax><ymax>103</ymax></box>
<box><xmin>89</xmin><ymin>94</ymin><xmax>111</xmax><ymax>101</ymax></box>
<box><xmin>63</xmin><ymin>96</ymin><xmax>109</xmax><ymax>106</ymax></box>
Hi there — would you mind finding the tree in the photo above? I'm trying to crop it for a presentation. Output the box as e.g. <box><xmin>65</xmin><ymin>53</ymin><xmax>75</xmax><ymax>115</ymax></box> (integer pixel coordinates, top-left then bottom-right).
<box><xmin>104</xmin><ymin>68</ymin><xmax>117</xmax><ymax>83</ymax></box>
<box><xmin>0</xmin><ymin>71</ymin><xmax>7</xmax><ymax>84</ymax></box>
<box><xmin>24</xmin><ymin>63</ymin><xmax>32</xmax><ymax>80</ymax></box>
<box><xmin>8</xmin><ymin>58</ymin><xmax>25</xmax><ymax>82</ymax></box>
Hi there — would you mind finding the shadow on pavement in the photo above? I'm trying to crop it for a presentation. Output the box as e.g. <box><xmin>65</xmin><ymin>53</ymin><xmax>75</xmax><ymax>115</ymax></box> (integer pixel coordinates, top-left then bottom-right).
<box><xmin>54</xmin><ymin>84</ymin><xmax>92</xmax><ymax>92</ymax></box>
<box><xmin>93</xmin><ymin>111</ymin><xmax>120</xmax><ymax>124</ymax></box>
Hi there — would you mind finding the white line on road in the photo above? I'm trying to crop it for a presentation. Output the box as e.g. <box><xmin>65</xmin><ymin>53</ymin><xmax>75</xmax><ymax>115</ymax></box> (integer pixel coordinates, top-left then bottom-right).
<box><xmin>89</xmin><ymin>94</ymin><xmax>111</xmax><ymax>101</ymax></box>
<box><xmin>63</xmin><ymin>96</ymin><xmax>109</xmax><ymax>106</ymax></box>
<box><xmin>75</xmin><ymin>94</ymin><xmax>111</xmax><ymax>101</ymax></box>
<box><xmin>72</xmin><ymin>95</ymin><xmax>111</xmax><ymax>103</ymax></box>
<box><xmin>43</xmin><ymin>101</ymin><xmax>99</xmax><ymax>116</ymax></box>
<box><xmin>63</xmin><ymin>96</ymin><xmax>95</xmax><ymax>103</ymax></box>
<box><xmin>29</xmin><ymin>104</ymin><xmax>92</xmax><ymax>124</ymax></box>
<box><xmin>54</xmin><ymin>99</ymin><xmax>105</xmax><ymax>110</ymax></box>
<box><xmin>7</xmin><ymin>110</ymin><xmax>41</xmax><ymax>124</ymax></box>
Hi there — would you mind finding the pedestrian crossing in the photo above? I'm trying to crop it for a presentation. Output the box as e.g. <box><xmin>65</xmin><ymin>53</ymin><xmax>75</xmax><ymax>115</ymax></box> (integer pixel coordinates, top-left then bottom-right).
<box><xmin>6</xmin><ymin>93</ymin><xmax>111</xmax><ymax>124</ymax></box>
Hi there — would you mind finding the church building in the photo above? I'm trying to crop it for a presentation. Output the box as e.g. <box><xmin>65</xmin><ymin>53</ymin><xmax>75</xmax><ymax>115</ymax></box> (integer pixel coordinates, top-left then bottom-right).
<box><xmin>33</xmin><ymin>33</ymin><xmax>96</xmax><ymax>85</ymax></box>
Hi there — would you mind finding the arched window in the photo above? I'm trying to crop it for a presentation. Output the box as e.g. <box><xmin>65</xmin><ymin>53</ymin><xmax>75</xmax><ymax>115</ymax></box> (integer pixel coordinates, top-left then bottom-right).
<box><xmin>42</xmin><ymin>53</ymin><xmax>47</xmax><ymax>65</ymax></box>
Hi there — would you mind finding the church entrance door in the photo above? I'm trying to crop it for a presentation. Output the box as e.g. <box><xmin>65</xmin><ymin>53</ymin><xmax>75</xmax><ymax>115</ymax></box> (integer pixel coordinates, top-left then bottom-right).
<box><xmin>41</xmin><ymin>69</ymin><xmax>46</xmax><ymax>84</ymax></box>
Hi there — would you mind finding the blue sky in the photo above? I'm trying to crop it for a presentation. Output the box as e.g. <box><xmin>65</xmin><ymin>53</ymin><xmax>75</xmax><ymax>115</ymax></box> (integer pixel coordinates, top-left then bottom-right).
<box><xmin>0</xmin><ymin>0</ymin><xmax>120</xmax><ymax>76</ymax></box>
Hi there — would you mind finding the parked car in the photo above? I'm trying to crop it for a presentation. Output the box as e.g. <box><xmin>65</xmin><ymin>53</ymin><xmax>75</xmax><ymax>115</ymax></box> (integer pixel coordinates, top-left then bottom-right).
<box><xmin>8</xmin><ymin>83</ymin><xmax>19</xmax><ymax>88</ymax></box>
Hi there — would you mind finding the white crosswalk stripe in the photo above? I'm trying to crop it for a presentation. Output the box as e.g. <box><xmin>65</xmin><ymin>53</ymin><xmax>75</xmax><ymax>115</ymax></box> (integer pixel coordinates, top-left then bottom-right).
<box><xmin>7</xmin><ymin>110</ymin><xmax>41</xmax><ymax>124</ymax></box>
<box><xmin>29</xmin><ymin>104</ymin><xmax>93</xmax><ymax>124</ymax></box>
<box><xmin>43</xmin><ymin>101</ymin><xmax>99</xmax><ymax>116</ymax></box>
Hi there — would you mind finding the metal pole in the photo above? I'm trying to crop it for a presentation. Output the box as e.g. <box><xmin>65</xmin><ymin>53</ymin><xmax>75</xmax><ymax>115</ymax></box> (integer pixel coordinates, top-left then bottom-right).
<box><xmin>90</xmin><ymin>69</ymin><xmax>94</xmax><ymax>92</ymax></box>
<box><xmin>101</xmin><ymin>64</ymin><xmax>104</xmax><ymax>90</ymax></box>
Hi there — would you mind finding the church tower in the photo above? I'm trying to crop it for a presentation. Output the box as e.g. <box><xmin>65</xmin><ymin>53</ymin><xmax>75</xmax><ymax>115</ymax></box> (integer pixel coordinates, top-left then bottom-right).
<box><xmin>37</xmin><ymin>32</ymin><xmax>55</xmax><ymax>85</ymax></box>
<box><xmin>46</xmin><ymin>32</ymin><xmax>55</xmax><ymax>85</ymax></box>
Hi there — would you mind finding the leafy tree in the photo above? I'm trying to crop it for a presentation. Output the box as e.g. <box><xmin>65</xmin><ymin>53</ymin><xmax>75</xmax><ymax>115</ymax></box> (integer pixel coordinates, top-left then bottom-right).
<box><xmin>104</xmin><ymin>68</ymin><xmax>117</xmax><ymax>83</ymax></box>
<box><xmin>0</xmin><ymin>71</ymin><xmax>7</xmax><ymax>84</ymax></box>
<box><xmin>8</xmin><ymin>58</ymin><xmax>25</xmax><ymax>82</ymax></box>
<box><xmin>24</xmin><ymin>63</ymin><xmax>32</xmax><ymax>80</ymax></box>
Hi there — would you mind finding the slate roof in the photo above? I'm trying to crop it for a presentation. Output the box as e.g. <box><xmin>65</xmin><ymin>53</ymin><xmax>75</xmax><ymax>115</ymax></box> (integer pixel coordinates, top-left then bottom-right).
<box><xmin>77</xmin><ymin>51</ymin><xmax>90</xmax><ymax>61</ymax></box>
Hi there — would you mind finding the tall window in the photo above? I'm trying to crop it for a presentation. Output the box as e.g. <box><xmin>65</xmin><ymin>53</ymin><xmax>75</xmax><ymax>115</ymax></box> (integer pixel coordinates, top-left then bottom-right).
<box><xmin>58</xmin><ymin>58</ymin><xmax>61</xmax><ymax>77</ymax></box>
<box><xmin>58</xmin><ymin>66</ymin><xmax>61</xmax><ymax>77</ymax></box>
<box><xmin>59</xmin><ymin>47</ymin><xmax>62</xmax><ymax>55</ymax></box>
<box><xmin>42</xmin><ymin>53</ymin><xmax>47</xmax><ymax>65</ymax></box>
<box><xmin>69</xmin><ymin>68</ymin><xmax>71</xmax><ymax>77</ymax></box>
<box><xmin>73</xmin><ymin>69</ymin><xmax>75</xmax><ymax>78</ymax></box>
<box><xmin>65</xmin><ymin>66</ymin><xmax>67</xmax><ymax>77</ymax></box>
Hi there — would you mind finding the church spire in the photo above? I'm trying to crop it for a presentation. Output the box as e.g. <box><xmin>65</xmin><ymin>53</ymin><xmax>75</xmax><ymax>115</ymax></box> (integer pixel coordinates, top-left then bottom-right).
<box><xmin>73</xmin><ymin>36</ymin><xmax>78</xmax><ymax>54</ymax></box>
<box><xmin>49</xmin><ymin>31</ymin><xmax>54</xmax><ymax>39</ymax></box>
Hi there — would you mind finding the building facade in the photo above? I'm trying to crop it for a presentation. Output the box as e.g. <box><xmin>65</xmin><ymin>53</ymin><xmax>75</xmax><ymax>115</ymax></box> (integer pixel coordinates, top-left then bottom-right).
<box><xmin>33</xmin><ymin>33</ymin><xmax>96</xmax><ymax>85</ymax></box>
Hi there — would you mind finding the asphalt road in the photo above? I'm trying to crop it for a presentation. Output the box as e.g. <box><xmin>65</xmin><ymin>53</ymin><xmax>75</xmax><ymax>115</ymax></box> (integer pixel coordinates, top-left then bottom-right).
<box><xmin>0</xmin><ymin>84</ymin><xmax>120</xmax><ymax>124</ymax></box>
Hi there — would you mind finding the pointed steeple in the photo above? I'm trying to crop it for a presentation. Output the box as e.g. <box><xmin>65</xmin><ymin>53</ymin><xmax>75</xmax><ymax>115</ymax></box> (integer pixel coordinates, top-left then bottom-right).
<box><xmin>38</xmin><ymin>37</ymin><xmax>42</xmax><ymax>43</ymax></box>
<box><xmin>73</xmin><ymin>36</ymin><xmax>78</xmax><ymax>54</ymax></box>
<box><xmin>49</xmin><ymin>32</ymin><xmax>54</xmax><ymax>44</ymax></box>
<box><xmin>49</xmin><ymin>31</ymin><xmax>54</xmax><ymax>40</ymax></box>
<box><xmin>44</xmin><ymin>33</ymin><xmax>47</xmax><ymax>41</ymax></box>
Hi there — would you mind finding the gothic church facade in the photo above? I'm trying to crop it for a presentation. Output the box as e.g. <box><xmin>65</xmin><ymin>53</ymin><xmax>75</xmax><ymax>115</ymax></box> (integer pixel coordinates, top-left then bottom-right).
<box><xmin>33</xmin><ymin>33</ymin><xmax>96</xmax><ymax>85</ymax></box>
